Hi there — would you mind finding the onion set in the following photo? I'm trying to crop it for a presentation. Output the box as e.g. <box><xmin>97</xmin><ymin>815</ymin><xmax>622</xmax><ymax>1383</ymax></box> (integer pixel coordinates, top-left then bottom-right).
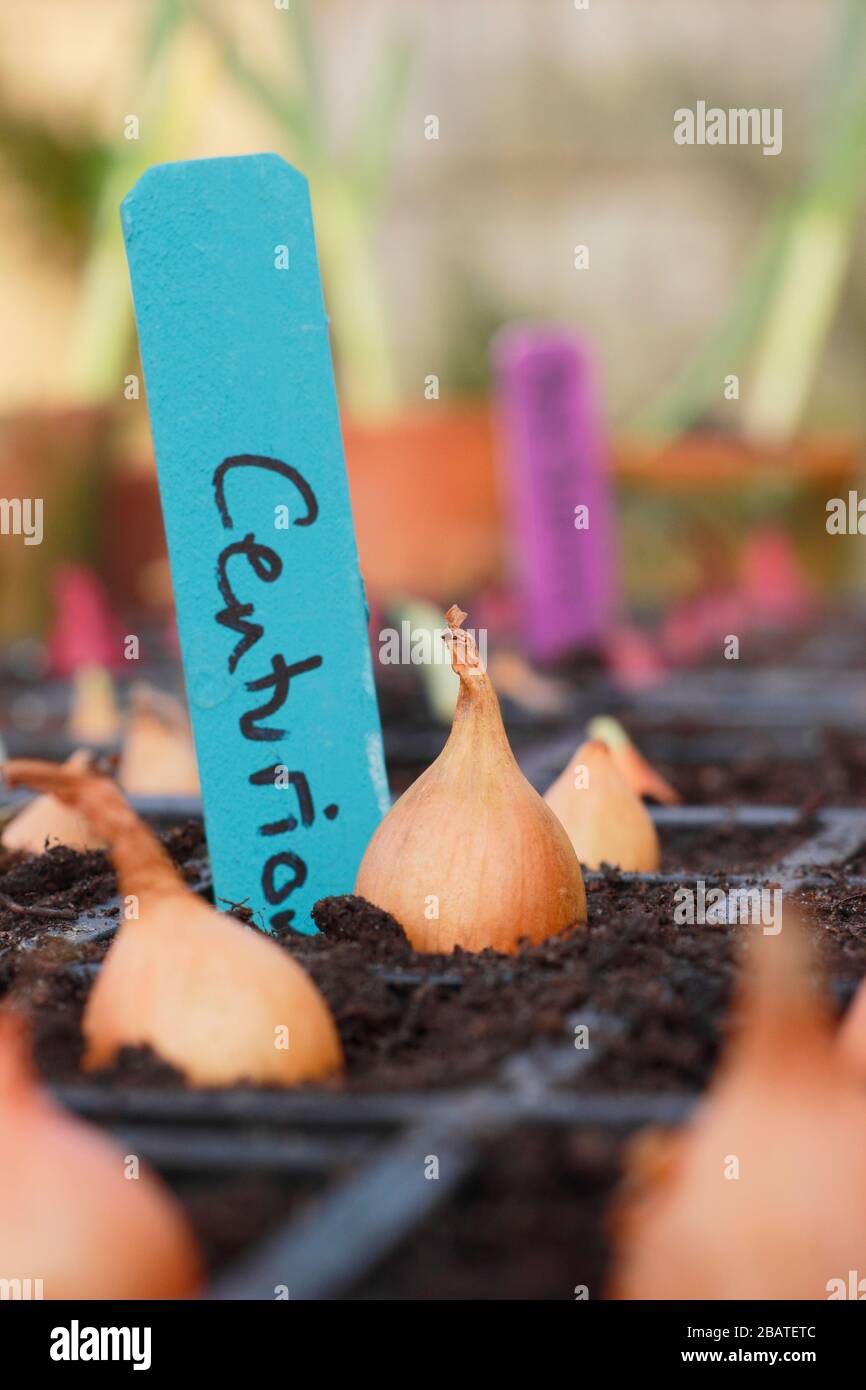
<box><xmin>119</xmin><ymin>682</ymin><xmax>200</xmax><ymax>796</ymax></box>
<box><xmin>355</xmin><ymin>606</ymin><xmax>586</xmax><ymax>953</ymax></box>
<box><xmin>544</xmin><ymin>738</ymin><xmax>661</xmax><ymax>872</ymax></box>
<box><xmin>610</xmin><ymin>912</ymin><xmax>866</xmax><ymax>1299</ymax></box>
<box><xmin>585</xmin><ymin>716</ymin><xmax>680</xmax><ymax>805</ymax></box>
<box><xmin>3</xmin><ymin>759</ymin><xmax>343</xmax><ymax>1088</ymax></box>
<box><xmin>0</xmin><ymin>1010</ymin><xmax>201</xmax><ymax>1298</ymax></box>
<box><xmin>1</xmin><ymin>750</ymin><xmax>100</xmax><ymax>854</ymax></box>
<box><xmin>837</xmin><ymin>969</ymin><xmax>866</xmax><ymax>1076</ymax></box>
<box><xmin>67</xmin><ymin>664</ymin><xmax>119</xmax><ymax>746</ymax></box>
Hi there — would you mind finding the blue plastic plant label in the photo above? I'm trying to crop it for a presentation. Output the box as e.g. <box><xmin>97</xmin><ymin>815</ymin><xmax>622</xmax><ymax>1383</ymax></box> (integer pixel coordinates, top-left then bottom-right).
<box><xmin>122</xmin><ymin>153</ymin><xmax>389</xmax><ymax>934</ymax></box>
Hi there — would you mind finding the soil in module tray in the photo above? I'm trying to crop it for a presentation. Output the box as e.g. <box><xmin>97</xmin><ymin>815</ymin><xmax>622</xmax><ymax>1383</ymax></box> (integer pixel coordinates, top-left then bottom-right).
<box><xmin>653</xmin><ymin>728</ymin><xmax>866</xmax><ymax>809</ymax></box>
<box><xmin>170</xmin><ymin>1171</ymin><xmax>326</xmax><ymax>1279</ymax></box>
<box><xmin>658</xmin><ymin>818</ymin><xmax>808</xmax><ymax>873</ymax></box>
<box><xmin>347</xmin><ymin>1125</ymin><xmax>624</xmax><ymax>1301</ymax></box>
<box><xmin>523</xmin><ymin>721</ymin><xmax>866</xmax><ymax>810</ymax></box>
<box><xmin>0</xmin><ymin>821</ymin><xmax>207</xmax><ymax>1082</ymax></box>
<box><xmin>4</xmin><ymin>820</ymin><xmax>866</xmax><ymax>1097</ymax></box>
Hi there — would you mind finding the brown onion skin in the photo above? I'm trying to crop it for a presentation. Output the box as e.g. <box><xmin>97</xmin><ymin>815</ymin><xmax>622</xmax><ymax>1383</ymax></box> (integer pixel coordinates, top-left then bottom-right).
<box><xmin>355</xmin><ymin>607</ymin><xmax>587</xmax><ymax>954</ymax></box>
<box><xmin>1</xmin><ymin>750</ymin><xmax>98</xmax><ymax>854</ymax></box>
<box><xmin>0</xmin><ymin>1011</ymin><xmax>202</xmax><ymax>1299</ymax></box>
<box><xmin>545</xmin><ymin>739</ymin><xmax>661</xmax><ymax>873</ymax></box>
<box><xmin>609</xmin><ymin>913</ymin><xmax>866</xmax><ymax>1299</ymax></box>
<box><xmin>3</xmin><ymin>759</ymin><xmax>344</xmax><ymax>1089</ymax></box>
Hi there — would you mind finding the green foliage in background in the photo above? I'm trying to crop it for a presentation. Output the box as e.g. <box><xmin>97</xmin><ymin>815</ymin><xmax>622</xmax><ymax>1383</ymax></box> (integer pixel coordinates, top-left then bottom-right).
<box><xmin>638</xmin><ymin>0</ymin><xmax>866</xmax><ymax>444</ymax></box>
<box><xmin>0</xmin><ymin>0</ymin><xmax>214</xmax><ymax>404</ymax></box>
<box><xmin>192</xmin><ymin>0</ymin><xmax>412</xmax><ymax>420</ymax></box>
<box><xmin>0</xmin><ymin>103</ymin><xmax>112</xmax><ymax>258</ymax></box>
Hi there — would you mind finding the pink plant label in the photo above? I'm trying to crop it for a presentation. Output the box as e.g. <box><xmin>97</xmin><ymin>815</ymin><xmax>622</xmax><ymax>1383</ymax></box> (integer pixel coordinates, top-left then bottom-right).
<box><xmin>494</xmin><ymin>328</ymin><xmax>617</xmax><ymax>662</ymax></box>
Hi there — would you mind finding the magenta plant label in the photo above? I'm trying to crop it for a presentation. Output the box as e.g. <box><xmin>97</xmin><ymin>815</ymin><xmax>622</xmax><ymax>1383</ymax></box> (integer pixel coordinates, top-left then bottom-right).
<box><xmin>122</xmin><ymin>154</ymin><xmax>389</xmax><ymax>933</ymax></box>
<box><xmin>494</xmin><ymin>327</ymin><xmax>616</xmax><ymax>662</ymax></box>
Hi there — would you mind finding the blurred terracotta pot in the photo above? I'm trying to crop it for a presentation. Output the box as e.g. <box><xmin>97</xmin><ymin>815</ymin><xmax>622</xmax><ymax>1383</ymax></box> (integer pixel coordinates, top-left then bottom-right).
<box><xmin>0</xmin><ymin>409</ymin><xmax>110</xmax><ymax>639</ymax></box>
<box><xmin>104</xmin><ymin>405</ymin><xmax>503</xmax><ymax>616</ymax></box>
<box><xmin>614</xmin><ymin>432</ymin><xmax>859</xmax><ymax>486</ymax></box>
<box><xmin>613</xmin><ymin>431</ymin><xmax>863</xmax><ymax>603</ymax></box>
<box><xmin>343</xmin><ymin>405</ymin><xmax>503</xmax><ymax>600</ymax></box>
<box><xmin>102</xmin><ymin>459</ymin><xmax>171</xmax><ymax>618</ymax></box>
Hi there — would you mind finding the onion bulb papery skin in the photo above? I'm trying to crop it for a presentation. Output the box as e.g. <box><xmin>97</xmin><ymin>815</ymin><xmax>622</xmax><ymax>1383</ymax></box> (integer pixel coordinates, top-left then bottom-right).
<box><xmin>544</xmin><ymin>739</ymin><xmax>661</xmax><ymax>872</ymax></box>
<box><xmin>837</xmin><ymin>974</ymin><xmax>866</xmax><ymax>1078</ymax></box>
<box><xmin>609</xmin><ymin>915</ymin><xmax>866</xmax><ymax>1300</ymax></box>
<box><xmin>1</xmin><ymin>751</ymin><xmax>99</xmax><ymax>854</ymax></box>
<box><xmin>119</xmin><ymin>685</ymin><xmax>200</xmax><ymax>796</ymax></box>
<box><xmin>586</xmin><ymin>715</ymin><xmax>681</xmax><ymax>806</ymax></box>
<box><xmin>83</xmin><ymin>885</ymin><xmax>344</xmax><ymax>1087</ymax></box>
<box><xmin>0</xmin><ymin>1011</ymin><xmax>201</xmax><ymax>1299</ymax></box>
<box><xmin>67</xmin><ymin>664</ymin><xmax>119</xmax><ymax>746</ymax></box>
<box><xmin>355</xmin><ymin>607</ymin><xmax>587</xmax><ymax>954</ymax></box>
<box><xmin>3</xmin><ymin>759</ymin><xmax>343</xmax><ymax>1089</ymax></box>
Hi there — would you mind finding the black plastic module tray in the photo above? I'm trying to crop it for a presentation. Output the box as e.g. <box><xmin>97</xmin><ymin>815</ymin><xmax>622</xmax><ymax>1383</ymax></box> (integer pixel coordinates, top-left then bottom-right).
<box><xmin>5</xmin><ymin>667</ymin><xmax>866</xmax><ymax>1298</ymax></box>
<box><xmin>34</xmin><ymin>795</ymin><xmax>865</xmax><ymax>1299</ymax></box>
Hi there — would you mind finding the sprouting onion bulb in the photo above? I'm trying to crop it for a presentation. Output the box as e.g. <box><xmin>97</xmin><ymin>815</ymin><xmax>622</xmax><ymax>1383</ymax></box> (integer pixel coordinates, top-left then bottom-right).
<box><xmin>610</xmin><ymin>912</ymin><xmax>866</xmax><ymax>1299</ymax></box>
<box><xmin>2</xmin><ymin>759</ymin><xmax>343</xmax><ymax>1088</ymax></box>
<box><xmin>0</xmin><ymin>1010</ymin><xmax>201</xmax><ymax>1298</ymax></box>
<box><xmin>1</xmin><ymin>750</ymin><xmax>100</xmax><ymax>854</ymax></box>
<box><xmin>67</xmin><ymin>664</ymin><xmax>119</xmax><ymax>746</ymax></box>
<box><xmin>837</xmin><ymin>970</ymin><xmax>866</xmax><ymax>1076</ymax></box>
<box><xmin>355</xmin><ymin>606</ymin><xmax>586</xmax><ymax>953</ymax></box>
<box><xmin>544</xmin><ymin>739</ymin><xmax>661</xmax><ymax>872</ymax></box>
<box><xmin>119</xmin><ymin>683</ymin><xmax>199</xmax><ymax>796</ymax></box>
<box><xmin>586</xmin><ymin>716</ymin><xmax>681</xmax><ymax>805</ymax></box>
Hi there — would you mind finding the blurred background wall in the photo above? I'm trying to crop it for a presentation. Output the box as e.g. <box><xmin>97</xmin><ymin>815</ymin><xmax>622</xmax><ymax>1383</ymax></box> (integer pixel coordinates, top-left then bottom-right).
<box><xmin>0</xmin><ymin>0</ymin><xmax>863</xmax><ymax>428</ymax></box>
<box><xmin>0</xmin><ymin>0</ymin><xmax>863</xmax><ymax>650</ymax></box>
